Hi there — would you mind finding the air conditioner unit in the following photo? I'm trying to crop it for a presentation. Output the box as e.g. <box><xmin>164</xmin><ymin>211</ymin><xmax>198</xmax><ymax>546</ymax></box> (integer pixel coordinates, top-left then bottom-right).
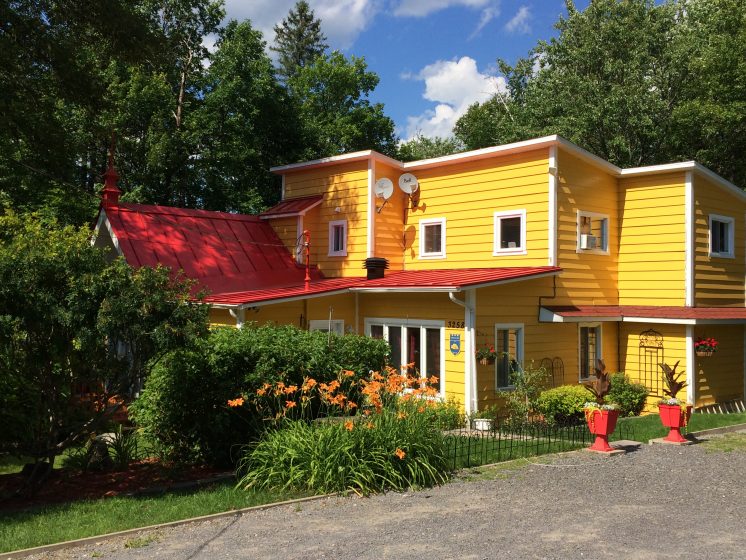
<box><xmin>580</xmin><ymin>234</ymin><xmax>597</xmax><ymax>250</ymax></box>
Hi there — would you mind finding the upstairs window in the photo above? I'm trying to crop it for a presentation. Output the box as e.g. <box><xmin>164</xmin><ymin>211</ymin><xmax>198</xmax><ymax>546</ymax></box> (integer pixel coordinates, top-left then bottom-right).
<box><xmin>419</xmin><ymin>218</ymin><xmax>446</xmax><ymax>259</ymax></box>
<box><xmin>577</xmin><ymin>211</ymin><xmax>609</xmax><ymax>254</ymax></box>
<box><xmin>709</xmin><ymin>214</ymin><xmax>734</xmax><ymax>258</ymax></box>
<box><xmin>328</xmin><ymin>220</ymin><xmax>347</xmax><ymax>256</ymax></box>
<box><xmin>494</xmin><ymin>210</ymin><xmax>527</xmax><ymax>255</ymax></box>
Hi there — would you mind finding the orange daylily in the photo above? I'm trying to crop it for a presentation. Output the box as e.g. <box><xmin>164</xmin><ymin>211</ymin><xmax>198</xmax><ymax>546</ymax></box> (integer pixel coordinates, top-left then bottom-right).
<box><xmin>394</xmin><ymin>448</ymin><xmax>406</xmax><ymax>460</ymax></box>
<box><xmin>227</xmin><ymin>397</ymin><xmax>244</xmax><ymax>407</ymax></box>
<box><xmin>344</xmin><ymin>420</ymin><xmax>354</xmax><ymax>431</ymax></box>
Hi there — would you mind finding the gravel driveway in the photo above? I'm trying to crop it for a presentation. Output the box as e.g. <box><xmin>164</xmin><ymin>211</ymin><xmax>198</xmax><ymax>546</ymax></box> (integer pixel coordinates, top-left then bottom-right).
<box><xmin>27</xmin><ymin>434</ymin><xmax>746</xmax><ymax>560</ymax></box>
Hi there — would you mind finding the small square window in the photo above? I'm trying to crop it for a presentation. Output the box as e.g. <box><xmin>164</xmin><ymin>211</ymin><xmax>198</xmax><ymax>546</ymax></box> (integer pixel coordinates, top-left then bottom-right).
<box><xmin>709</xmin><ymin>214</ymin><xmax>734</xmax><ymax>258</ymax></box>
<box><xmin>419</xmin><ymin>218</ymin><xmax>446</xmax><ymax>258</ymax></box>
<box><xmin>577</xmin><ymin>211</ymin><xmax>609</xmax><ymax>254</ymax></box>
<box><xmin>328</xmin><ymin>220</ymin><xmax>347</xmax><ymax>256</ymax></box>
<box><xmin>494</xmin><ymin>210</ymin><xmax>527</xmax><ymax>255</ymax></box>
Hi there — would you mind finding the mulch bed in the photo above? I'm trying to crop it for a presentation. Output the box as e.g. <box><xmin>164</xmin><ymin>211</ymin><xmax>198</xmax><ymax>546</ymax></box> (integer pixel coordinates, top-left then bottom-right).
<box><xmin>0</xmin><ymin>459</ymin><xmax>232</xmax><ymax>513</ymax></box>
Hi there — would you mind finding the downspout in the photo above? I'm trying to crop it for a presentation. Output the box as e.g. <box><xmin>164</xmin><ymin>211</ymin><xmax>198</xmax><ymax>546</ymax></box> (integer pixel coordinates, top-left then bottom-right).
<box><xmin>229</xmin><ymin>308</ymin><xmax>245</xmax><ymax>329</ymax></box>
<box><xmin>450</xmin><ymin>291</ymin><xmax>477</xmax><ymax>415</ymax></box>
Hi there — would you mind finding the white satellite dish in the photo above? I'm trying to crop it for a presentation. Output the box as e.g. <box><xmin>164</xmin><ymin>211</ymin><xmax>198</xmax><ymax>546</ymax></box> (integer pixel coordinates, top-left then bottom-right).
<box><xmin>398</xmin><ymin>173</ymin><xmax>419</xmax><ymax>195</ymax></box>
<box><xmin>374</xmin><ymin>177</ymin><xmax>394</xmax><ymax>200</ymax></box>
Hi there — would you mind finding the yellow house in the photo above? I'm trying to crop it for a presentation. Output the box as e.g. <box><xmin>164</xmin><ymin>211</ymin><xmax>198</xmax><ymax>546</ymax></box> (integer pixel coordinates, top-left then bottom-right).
<box><xmin>95</xmin><ymin>135</ymin><xmax>746</xmax><ymax>415</ymax></box>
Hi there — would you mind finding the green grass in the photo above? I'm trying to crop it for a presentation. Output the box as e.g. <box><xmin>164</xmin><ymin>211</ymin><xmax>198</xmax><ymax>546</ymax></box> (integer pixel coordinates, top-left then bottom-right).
<box><xmin>0</xmin><ymin>454</ymin><xmax>68</xmax><ymax>475</ymax></box>
<box><xmin>702</xmin><ymin>432</ymin><xmax>746</xmax><ymax>453</ymax></box>
<box><xmin>0</xmin><ymin>480</ymin><xmax>308</xmax><ymax>554</ymax></box>
<box><xmin>610</xmin><ymin>412</ymin><xmax>746</xmax><ymax>443</ymax></box>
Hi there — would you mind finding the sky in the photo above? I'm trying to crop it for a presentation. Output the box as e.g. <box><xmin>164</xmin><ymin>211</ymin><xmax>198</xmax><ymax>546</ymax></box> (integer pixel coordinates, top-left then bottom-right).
<box><xmin>221</xmin><ymin>0</ymin><xmax>591</xmax><ymax>141</ymax></box>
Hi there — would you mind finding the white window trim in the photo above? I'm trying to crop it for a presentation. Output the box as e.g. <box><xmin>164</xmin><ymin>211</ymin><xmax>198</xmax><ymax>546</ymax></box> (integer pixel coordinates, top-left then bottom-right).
<box><xmin>419</xmin><ymin>217</ymin><xmax>446</xmax><ymax>259</ymax></box>
<box><xmin>576</xmin><ymin>210</ymin><xmax>610</xmax><ymax>255</ymax></box>
<box><xmin>708</xmin><ymin>213</ymin><xmax>735</xmax><ymax>259</ymax></box>
<box><xmin>364</xmin><ymin>317</ymin><xmax>445</xmax><ymax>397</ymax></box>
<box><xmin>328</xmin><ymin>219</ymin><xmax>348</xmax><ymax>257</ymax></box>
<box><xmin>309</xmin><ymin>319</ymin><xmax>344</xmax><ymax>336</ymax></box>
<box><xmin>493</xmin><ymin>209</ymin><xmax>527</xmax><ymax>256</ymax></box>
<box><xmin>578</xmin><ymin>322</ymin><xmax>603</xmax><ymax>382</ymax></box>
<box><xmin>494</xmin><ymin>323</ymin><xmax>524</xmax><ymax>391</ymax></box>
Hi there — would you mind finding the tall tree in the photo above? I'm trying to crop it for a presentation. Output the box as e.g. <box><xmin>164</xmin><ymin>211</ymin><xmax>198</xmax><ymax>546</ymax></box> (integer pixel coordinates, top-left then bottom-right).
<box><xmin>271</xmin><ymin>1</ymin><xmax>328</xmax><ymax>81</ymax></box>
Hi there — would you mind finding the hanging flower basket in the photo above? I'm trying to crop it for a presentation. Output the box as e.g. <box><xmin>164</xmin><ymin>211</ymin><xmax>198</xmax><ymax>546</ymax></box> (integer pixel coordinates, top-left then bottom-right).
<box><xmin>479</xmin><ymin>357</ymin><xmax>495</xmax><ymax>366</ymax></box>
<box><xmin>695</xmin><ymin>349</ymin><xmax>714</xmax><ymax>357</ymax></box>
<box><xmin>694</xmin><ymin>337</ymin><xmax>718</xmax><ymax>357</ymax></box>
<box><xmin>475</xmin><ymin>345</ymin><xmax>497</xmax><ymax>366</ymax></box>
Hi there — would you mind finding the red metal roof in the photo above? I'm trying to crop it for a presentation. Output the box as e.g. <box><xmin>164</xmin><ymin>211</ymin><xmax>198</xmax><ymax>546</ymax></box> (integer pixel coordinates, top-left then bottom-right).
<box><xmin>204</xmin><ymin>267</ymin><xmax>560</xmax><ymax>306</ymax></box>
<box><xmin>543</xmin><ymin>305</ymin><xmax>746</xmax><ymax>323</ymax></box>
<box><xmin>260</xmin><ymin>195</ymin><xmax>323</xmax><ymax>219</ymax></box>
<box><xmin>104</xmin><ymin>203</ymin><xmax>322</xmax><ymax>296</ymax></box>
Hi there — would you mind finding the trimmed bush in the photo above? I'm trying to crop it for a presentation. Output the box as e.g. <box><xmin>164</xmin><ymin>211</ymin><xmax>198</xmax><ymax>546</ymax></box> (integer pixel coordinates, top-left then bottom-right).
<box><xmin>536</xmin><ymin>385</ymin><xmax>593</xmax><ymax>425</ymax></box>
<box><xmin>130</xmin><ymin>325</ymin><xmax>389</xmax><ymax>466</ymax></box>
<box><xmin>607</xmin><ymin>373</ymin><xmax>649</xmax><ymax>417</ymax></box>
<box><xmin>237</xmin><ymin>399</ymin><xmax>450</xmax><ymax>494</ymax></box>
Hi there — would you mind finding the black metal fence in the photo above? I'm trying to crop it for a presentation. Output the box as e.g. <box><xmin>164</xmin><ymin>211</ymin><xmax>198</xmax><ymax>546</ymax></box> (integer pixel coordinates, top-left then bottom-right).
<box><xmin>444</xmin><ymin>420</ymin><xmax>636</xmax><ymax>470</ymax></box>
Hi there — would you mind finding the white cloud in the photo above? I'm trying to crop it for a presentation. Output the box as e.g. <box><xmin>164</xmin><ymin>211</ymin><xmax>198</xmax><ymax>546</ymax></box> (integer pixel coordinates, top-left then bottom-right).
<box><xmin>504</xmin><ymin>5</ymin><xmax>532</xmax><ymax>34</ymax></box>
<box><xmin>469</xmin><ymin>4</ymin><xmax>500</xmax><ymax>39</ymax></box>
<box><xmin>393</xmin><ymin>0</ymin><xmax>489</xmax><ymax>18</ymax></box>
<box><xmin>403</xmin><ymin>56</ymin><xmax>505</xmax><ymax>139</ymax></box>
<box><xmin>222</xmin><ymin>0</ymin><xmax>380</xmax><ymax>50</ymax></box>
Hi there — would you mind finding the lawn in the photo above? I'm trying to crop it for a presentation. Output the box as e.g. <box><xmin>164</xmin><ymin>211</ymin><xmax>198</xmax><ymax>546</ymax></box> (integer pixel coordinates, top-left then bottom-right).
<box><xmin>611</xmin><ymin>411</ymin><xmax>746</xmax><ymax>443</ymax></box>
<box><xmin>0</xmin><ymin>480</ymin><xmax>308</xmax><ymax>554</ymax></box>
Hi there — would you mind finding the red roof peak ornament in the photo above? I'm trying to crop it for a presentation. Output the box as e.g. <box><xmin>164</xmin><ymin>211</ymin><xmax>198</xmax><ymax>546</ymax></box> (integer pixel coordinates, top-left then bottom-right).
<box><xmin>101</xmin><ymin>132</ymin><xmax>121</xmax><ymax>208</ymax></box>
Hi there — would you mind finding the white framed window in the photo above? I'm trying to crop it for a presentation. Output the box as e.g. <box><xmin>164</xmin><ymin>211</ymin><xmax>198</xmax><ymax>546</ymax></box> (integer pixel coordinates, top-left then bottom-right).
<box><xmin>419</xmin><ymin>218</ymin><xmax>446</xmax><ymax>259</ymax></box>
<box><xmin>365</xmin><ymin>318</ymin><xmax>444</xmax><ymax>396</ymax></box>
<box><xmin>494</xmin><ymin>323</ymin><xmax>524</xmax><ymax>390</ymax></box>
<box><xmin>577</xmin><ymin>211</ymin><xmax>609</xmax><ymax>254</ymax></box>
<box><xmin>578</xmin><ymin>323</ymin><xmax>602</xmax><ymax>381</ymax></box>
<box><xmin>709</xmin><ymin>214</ymin><xmax>734</xmax><ymax>258</ymax></box>
<box><xmin>328</xmin><ymin>220</ymin><xmax>347</xmax><ymax>256</ymax></box>
<box><xmin>309</xmin><ymin>319</ymin><xmax>344</xmax><ymax>336</ymax></box>
<box><xmin>493</xmin><ymin>210</ymin><xmax>527</xmax><ymax>255</ymax></box>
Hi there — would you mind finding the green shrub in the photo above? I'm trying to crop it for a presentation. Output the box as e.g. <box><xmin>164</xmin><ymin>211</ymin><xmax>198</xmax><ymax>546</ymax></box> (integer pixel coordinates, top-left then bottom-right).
<box><xmin>606</xmin><ymin>373</ymin><xmax>649</xmax><ymax>417</ymax></box>
<box><xmin>237</xmin><ymin>399</ymin><xmax>449</xmax><ymax>494</ymax></box>
<box><xmin>131</xmin><ymin>325</ymin><xmax>389</xmax><ymax>466</ymax></box>
<box><xmin>536</xmin><ymin>385</ymin><xmax>593</xmax><ymax>425</ymax></box>
<box><xmin>496</xmin><ymin>363</ymin><xmax>551</xmax><ymax>424</ymax></box>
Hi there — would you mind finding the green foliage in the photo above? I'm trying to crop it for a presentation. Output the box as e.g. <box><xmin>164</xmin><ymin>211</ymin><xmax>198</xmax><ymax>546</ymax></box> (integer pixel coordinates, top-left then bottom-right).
<box><xmin>606</xmin><ymin>373</ymin><xmax>649</xmax><ymax>417</ymax></box>
<box><xmin>131</xmin><ymin>324</ymin><xmax>389</xmax><ymax>466</ymax></box>
<box><xmin>397</xmin><ymin>134</ymin><xmax>464</xmax><ymax>162</ymax></box>
<box><xmin>271</xmin><ymin>1</ymin><xmax>328</xmax><ymax>80</ymax></box>
<box><xmin>108</xmin><ymin>427</ymin><xmax>142</xmax><ymax>470</ymax></box>
<box><xmin>496</xmin><ymin>363</ymin><xmax>551</xmax><ymax>423</ymax></box>
<box><xmin>536</xmin><ymin>385</ymin><xmax>594</xmax><ymax>425</ymax></box>
<box><xmin>237</xmin><ymin>399</ymin><xmax>450</xmax><ymax>495</ymax></box>
<box><xmin>0</xmin><ymin>212</ymin><xmax>207</xmax><ymax>469</ymax></box>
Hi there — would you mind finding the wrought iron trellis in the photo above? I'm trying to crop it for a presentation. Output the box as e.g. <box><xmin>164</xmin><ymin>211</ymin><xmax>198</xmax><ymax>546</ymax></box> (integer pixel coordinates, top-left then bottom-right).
<box><xmin>539</xmin><ymin>356</ymin><xmax>564</xmax><ymax>387</ymax></box>
<box><xmin>639</xmin><ymin>329</ymin><xmax>664</xmax><ymax>397</ymax></box>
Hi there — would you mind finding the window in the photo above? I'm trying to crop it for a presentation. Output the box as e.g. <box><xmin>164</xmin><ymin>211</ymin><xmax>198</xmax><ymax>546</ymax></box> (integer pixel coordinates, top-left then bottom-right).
<box><xmin>309</xmin><ymin>319</ymin><xmax>344</xmax><ymax>336</ymax></box>
<box><xmin>579</xmin><ymin>323</ymin><xmax>602</xmax><ymax>380</ymax></box>
<box><xmin>577</xmin><ymin>211</ymin><xmax>609</xmax><ymax>254</ymax></box>
<box><xmin>494</xmin><ymin>210</ymin><xmax>527</xmax><ymax>255</ymax></box>
<box><xmin>709</xmin><ymin>214</ymin><xmax>734</xmax><ymax>258</ymax></box>
<box><xmin>328</xmin><ymin>220</ymin><xmax>347</xmax><ymax>256</ymax></box>
<box><xmin>495</xmin><ymin>324</ymin><xmax>524</xmax><ymax>389</ymax></box>
<box><xmin>365</xmin><ymin>318</ymin><xmax>444</xmax><ymax>395</ymax></box>
<box><xmin>419</xmin><ymin>218</ymin><xmax>446</xmax><ymax>259</ymax></box>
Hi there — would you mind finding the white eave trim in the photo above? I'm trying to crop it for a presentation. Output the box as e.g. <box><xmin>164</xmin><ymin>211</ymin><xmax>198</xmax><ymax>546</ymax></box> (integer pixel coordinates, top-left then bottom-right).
<box><xmin>270</xmin><ymin>151</ymin><xmax>401</xmax><ymax>174</ymax></box>
<box><xmin>91</xmin><ymin>210</ymin><xmax>123</xmax><ymax>257</ymax></box>
<box><xmin>539</xmin><ymin>307</ymin><xmax>746</xmax><ymax>325</ymax></box>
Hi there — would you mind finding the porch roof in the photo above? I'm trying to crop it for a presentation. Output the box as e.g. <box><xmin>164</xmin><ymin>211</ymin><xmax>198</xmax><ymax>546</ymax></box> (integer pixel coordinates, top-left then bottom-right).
<box><xmin>540</xmin><ymin>305</ymin><xmax>746</xmax><ymax>325</ymax></box>
<box><xmin>259</xmin><ymin>195</ymin><xmax>323</xmax><ymax>219</ymax></box>
<box><xmin>205</xmin><ymin>266</ymin><xmax>561</xmax><ymax>307</ymax></box>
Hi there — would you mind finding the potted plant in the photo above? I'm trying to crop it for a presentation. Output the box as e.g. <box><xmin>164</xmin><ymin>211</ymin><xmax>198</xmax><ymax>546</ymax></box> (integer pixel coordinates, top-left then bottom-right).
<box><xmin>657</xmin><ymin>361</ymin><xmax>692</xmax><ymax>443</ymax></box>
<box><xmin>694</xmin><ymin>337</ymin><xmax>718</xmax><ymax>357</ymax></box>
<box><xmin>582</xmin><ymin>359</ymin><xmax>620</xmax><ymax>453</ymax></box>
<box><xmin>475</xmin><ymin>344</ymin><xmax>497</xmax><ymax>366</ymax></box>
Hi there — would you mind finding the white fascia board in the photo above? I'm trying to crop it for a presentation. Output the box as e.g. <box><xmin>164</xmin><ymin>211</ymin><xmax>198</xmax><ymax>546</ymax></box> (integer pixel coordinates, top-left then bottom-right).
<box><xmin>270</xmin><ymin>151</ymin><xmax>401</xmax><ymax>174</ymax></box>
<box><xmin>91</xmin><ymin>210</ymin><xmax>123</xmax><ymax>257</ymax></box>
<box><xmin>209</xmin><ymin>288</ymin><xmax>354</xmax><ymax>310</ymax></box>
<box><xmin>538</xmin><ymin>308</ymin><xmax>622</xmax><ymax>323</ymax></box>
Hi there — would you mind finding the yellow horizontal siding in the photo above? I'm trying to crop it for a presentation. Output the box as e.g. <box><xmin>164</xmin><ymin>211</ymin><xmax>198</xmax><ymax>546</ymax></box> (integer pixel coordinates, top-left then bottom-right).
<box><xmin>208</xmin><ymin>301</ymin><xmax>304</xmax><ymax>329</ymax></box>
<box><xmin>618</xmin><ymin>173</ymin><xmax>686</xmax><ymax>306</ymax></box>
<box><xmin>694</xmin><ymin>175</ymin><xmax>746</xmax><ymax>307</ymax></box>
<box><xmin>267</xmin><ymin>216</ymin><xmax>298</xmax><ymax>259</ymax></box>
<box><xmin>306</xmin><ymin>293</ymin><xmax>356</xmax><ymax>334</ymax></box>
<box><xmin>554</xmin><ymin>149</ymin><xmax>618</xmax><ymax>305</ymax></box>
<box><xmin>373</xmin><ymin>162</ymin><xmax>406</xmax><ymax>271</ymax></box>
<box><xmin>402</xmin><ymin>149</ymin><xmax>550</xmax><ymax>270</ymax></box>
<box><xmin>282</xmin><ymin>160</ymin><xmax>370</xmax><ymax>277</ymax></box>
<box><xmin>694</xmin><ymin>325</ymin><xmax>744</xmax><ymax>406</ymax></box>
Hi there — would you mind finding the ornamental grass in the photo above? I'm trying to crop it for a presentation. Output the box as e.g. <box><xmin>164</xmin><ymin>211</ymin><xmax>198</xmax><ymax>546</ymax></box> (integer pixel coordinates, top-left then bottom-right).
<box><xmin>234</xmin><ymin>366</ymin><xmax>458</xmax><ymax>495</ymax></box>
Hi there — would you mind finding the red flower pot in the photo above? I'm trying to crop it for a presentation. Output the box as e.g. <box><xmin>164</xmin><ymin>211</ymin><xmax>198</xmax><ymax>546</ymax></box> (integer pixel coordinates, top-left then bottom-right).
<box><xmin>658</xmin><ymin>404</ymin><xmax>692</xmax><ymax>443</ymax></box>
<box><xmin>585</xmin><ymin>408</ymin><xmax>619</xmax><ymax>452</ymax></box>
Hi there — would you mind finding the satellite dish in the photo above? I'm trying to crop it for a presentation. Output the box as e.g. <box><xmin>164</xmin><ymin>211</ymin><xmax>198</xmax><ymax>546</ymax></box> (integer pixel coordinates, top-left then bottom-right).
<box><xmin>374</xmin><ymin>177</ymin><xmax>394</xmax><ymax>200</ymax></box>
<box><xmin>398</xmin><ymin>173</ymin><xmax>419</xmax><ymax>195</ymax></box>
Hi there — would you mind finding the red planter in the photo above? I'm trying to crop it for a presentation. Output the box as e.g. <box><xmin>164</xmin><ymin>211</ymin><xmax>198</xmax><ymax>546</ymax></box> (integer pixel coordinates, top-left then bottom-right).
<box><xmin>585</xmin><ymin>408</ymin><xmax>620</xmax><ymax>453</ymax></box>
<box><xmin>658</xmin><ymin>404</ymin><xmax>692</xmax><ymax>443</ymax></box>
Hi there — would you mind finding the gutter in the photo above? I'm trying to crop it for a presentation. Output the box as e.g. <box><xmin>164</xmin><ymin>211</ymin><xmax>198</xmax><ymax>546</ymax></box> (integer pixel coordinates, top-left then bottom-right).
<box><xmin>449</xmin><ymin>292</ymin><xmax>477</xmax><ymax>415</ymax></box>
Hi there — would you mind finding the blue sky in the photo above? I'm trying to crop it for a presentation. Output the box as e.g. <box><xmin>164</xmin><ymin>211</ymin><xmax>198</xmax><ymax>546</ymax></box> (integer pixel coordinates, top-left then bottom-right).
<box><xmin>221</xmin><ymin>0</ymin><xmax>591</xmax><ymax>140</ymax></box>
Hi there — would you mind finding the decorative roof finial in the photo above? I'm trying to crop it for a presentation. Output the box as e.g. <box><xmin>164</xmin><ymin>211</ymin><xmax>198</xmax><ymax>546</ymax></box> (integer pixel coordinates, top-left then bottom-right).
<box><xmin>101</xmin><ymin>131</ymin><xmax>121</xmax><ymax>208</ymax></box>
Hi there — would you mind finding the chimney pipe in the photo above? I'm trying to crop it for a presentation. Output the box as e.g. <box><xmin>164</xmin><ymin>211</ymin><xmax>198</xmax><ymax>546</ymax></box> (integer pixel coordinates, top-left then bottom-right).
<box><xmin>363</xmin><ymin>257</ymin><xmax>389</xmax><ymax>280</ymax></box>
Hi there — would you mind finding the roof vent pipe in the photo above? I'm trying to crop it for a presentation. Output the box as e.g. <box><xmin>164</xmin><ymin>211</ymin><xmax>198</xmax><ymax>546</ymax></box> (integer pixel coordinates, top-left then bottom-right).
<box><xmin>363</xmin><ymin>257</ymin><xmax>389</xmax><ymax>280</ymax></box>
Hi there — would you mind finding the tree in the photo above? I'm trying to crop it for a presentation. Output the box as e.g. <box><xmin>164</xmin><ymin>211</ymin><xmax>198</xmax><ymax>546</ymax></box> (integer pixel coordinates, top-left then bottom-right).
<box><xmin>271</xmin><ymin>1</ymin><xmax>328</xmax><ymax>81</ymax></box>
<box><xmin>398</xmin><ymin>134</ymin><xmax>464</xmax><ymax>162</ymax></box>
<box><xmin>289</xmin><ymin>51</ymin><xmax>398</xmax><ymax>159</ymax></box>
<box><xmin>0</xmin><ymin>212</ymin><xmax>208</xmax><ymax>485</ymax></box>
